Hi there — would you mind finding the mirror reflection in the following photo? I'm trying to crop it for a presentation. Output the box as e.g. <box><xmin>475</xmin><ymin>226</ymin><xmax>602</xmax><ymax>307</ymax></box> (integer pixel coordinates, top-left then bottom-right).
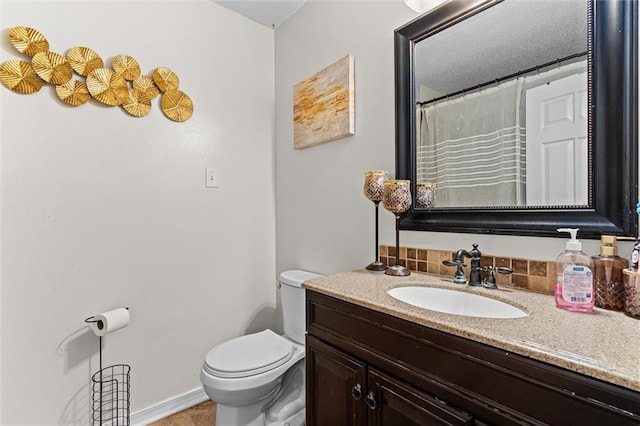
<box><xmin>414</xmin><ymin>0</ymin><xmax>588</xmax><ymax>208</ymax></box>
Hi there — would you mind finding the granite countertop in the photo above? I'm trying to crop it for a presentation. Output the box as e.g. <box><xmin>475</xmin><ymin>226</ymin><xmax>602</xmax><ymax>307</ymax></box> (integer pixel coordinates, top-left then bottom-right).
<box><xmin>303</xmin><ymin>270</ymin><xmax>640</xmax><ymax>393</ymax></box>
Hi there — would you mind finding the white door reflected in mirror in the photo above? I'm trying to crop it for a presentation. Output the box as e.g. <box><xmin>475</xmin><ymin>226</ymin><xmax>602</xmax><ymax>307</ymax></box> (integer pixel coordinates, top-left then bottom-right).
<box><xmin>525</xmin><ymin>72</ymin><xmax>588</xmax><ymax>206</ymax></box>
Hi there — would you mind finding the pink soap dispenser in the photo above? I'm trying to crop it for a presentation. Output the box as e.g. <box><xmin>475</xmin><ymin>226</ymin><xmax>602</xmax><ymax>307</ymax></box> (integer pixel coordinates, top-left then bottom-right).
<box><xmin>555</xmin><ymin>228</ymin><xmax>595</xmax><ymax>313</ymax></box>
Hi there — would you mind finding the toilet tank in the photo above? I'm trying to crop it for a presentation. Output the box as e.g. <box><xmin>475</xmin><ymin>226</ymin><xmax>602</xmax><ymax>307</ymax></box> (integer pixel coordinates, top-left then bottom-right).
<box><xmin>279</xmin><ymin>270</ymin><xmax>323</xmax><ymax>344</ymax></box>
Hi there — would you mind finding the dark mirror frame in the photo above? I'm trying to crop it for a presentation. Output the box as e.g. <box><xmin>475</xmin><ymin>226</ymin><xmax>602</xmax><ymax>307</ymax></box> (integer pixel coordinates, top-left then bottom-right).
<box><xmin>395</xmin><ymin>0</ymin><xmax>638</xmax><ymax>238</ymax></box>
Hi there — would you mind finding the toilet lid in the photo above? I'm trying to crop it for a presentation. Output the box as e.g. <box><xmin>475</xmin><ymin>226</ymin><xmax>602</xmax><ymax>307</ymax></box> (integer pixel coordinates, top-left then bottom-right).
<box><xmin>204</xmin><ymin>330</ymin><xmax>294</xmax><ymax>378</ymax></box>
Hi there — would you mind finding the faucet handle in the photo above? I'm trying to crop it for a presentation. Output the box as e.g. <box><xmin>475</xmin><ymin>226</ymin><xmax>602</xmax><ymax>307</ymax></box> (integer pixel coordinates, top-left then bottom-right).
<box><xmin>442</xmin><ymin>260</ymin><xmax>466</xmax><ymax>267</ymax></box>
<box><xmin>482</xmin><ymin>266</ymin><xmax>513</xmax><ymax>289</ymax></box>
<box><xmin>442</xmin><ymin>260</ymin><xmax>467</xmax><ymax>285</ymax></box>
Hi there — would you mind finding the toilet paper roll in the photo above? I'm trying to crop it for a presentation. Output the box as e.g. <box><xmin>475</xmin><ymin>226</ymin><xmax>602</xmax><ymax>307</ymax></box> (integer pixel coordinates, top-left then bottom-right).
<box><xmin>90</xmin><ymin>308</ymin><xmax>130</xmax><ymax>336</ymax></box>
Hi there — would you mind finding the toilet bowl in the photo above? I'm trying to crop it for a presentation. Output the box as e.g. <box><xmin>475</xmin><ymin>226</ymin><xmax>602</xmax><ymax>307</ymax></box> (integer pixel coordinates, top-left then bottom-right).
<box><xmin>200</xmin><ymin>270</ymin><xmax>323</xmax><ymax>426</ymax></box>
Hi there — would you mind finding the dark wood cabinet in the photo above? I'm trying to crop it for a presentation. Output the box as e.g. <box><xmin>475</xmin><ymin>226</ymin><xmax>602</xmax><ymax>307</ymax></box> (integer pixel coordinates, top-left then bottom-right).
<box><xmin>307</xmin><ymin>334</ymin><xmax>478</xmax><ymax>426</ymax></box>
<box><xmin>306</xmin><ymin>335</ymin><xmax>366</xmax><ymax>426</ymax></box>
<box><xmin>306</xmin><ymin>290</ymin><xmax>640</xmax><ymax>426</ymax></box>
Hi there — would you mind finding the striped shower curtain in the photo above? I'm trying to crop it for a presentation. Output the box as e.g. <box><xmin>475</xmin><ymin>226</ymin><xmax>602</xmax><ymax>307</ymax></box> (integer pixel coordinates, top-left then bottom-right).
<box><xmin>417</xmin><ymin>78</ymin><xmax>526</xmax><ymax>207</ymax></box>
<box><xmin>416</xmin><ymin>60</ymin><xmax>587</xmax><ymax>208</ymax></box>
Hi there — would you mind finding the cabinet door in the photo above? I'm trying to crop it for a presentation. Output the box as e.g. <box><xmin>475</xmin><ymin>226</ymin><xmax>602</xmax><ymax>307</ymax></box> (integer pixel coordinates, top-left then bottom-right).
<box><xmin>368</xmin><ymin>368</ymin><xmax>475</xmax><ymax>426</ymax></box>
<box><xmin>306</xmin><ymin>335</ymin><xmax>367</xmax><ymax>426</ymax></box>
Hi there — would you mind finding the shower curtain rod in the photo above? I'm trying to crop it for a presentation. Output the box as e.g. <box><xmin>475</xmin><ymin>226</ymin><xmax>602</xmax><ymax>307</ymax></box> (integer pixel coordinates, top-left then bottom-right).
<box><xmin>417</xmin><ymin>51</ymin><xmax>588</xmax><ymax>107</ymax></box>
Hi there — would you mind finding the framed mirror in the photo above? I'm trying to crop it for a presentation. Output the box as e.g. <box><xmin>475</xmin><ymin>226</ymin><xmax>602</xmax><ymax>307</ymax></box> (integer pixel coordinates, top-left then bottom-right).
<box><xmin>395</xmin><ymin>0</ymin><xmax>638</xmax><ymax>238</ymax></box>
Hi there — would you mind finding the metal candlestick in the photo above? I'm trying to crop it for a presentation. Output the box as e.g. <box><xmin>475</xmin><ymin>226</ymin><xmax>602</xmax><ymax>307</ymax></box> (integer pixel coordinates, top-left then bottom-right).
<box><xmin>382</xmin><ymin>180</ymin><xmax>412</xmax><ymax>276</ymax></box>
<box><xmin>364</xmin><ymin>170</ymin><xmax>388</xmax><ymax>271</ymax></box>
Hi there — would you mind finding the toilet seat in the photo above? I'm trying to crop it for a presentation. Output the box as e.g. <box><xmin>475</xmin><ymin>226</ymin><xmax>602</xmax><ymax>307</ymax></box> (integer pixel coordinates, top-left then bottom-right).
<box><xmin>203</xmin><ymin>330</ymin><xmax>294</xmax><ymax>379</ymax></box>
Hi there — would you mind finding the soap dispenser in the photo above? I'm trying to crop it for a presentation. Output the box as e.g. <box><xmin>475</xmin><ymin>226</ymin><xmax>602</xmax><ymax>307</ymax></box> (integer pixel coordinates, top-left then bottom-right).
<box><xmin>555</xmin><ymin>228</ymin><xmax>595</xmax><ymax>313</ymax></box>
<box><xmin>592</xmin><ymin>235</ymin><xmax>632</xmax><ymax>311</ymax></box>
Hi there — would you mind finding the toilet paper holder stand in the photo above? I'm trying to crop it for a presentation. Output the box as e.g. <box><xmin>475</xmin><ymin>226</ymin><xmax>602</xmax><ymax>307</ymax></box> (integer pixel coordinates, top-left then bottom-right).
<box><xmin>85</xmin><ymin>313</ymin><xmax>131</xmax><ymax>426</ymax></box>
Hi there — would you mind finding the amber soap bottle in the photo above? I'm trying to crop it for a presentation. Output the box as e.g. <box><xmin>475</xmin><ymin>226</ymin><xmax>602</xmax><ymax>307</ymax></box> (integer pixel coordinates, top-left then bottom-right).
<box><xmin>592</xmin><ymin>235</ymin><xmax>631</xmax><ymax>311</ymax></box>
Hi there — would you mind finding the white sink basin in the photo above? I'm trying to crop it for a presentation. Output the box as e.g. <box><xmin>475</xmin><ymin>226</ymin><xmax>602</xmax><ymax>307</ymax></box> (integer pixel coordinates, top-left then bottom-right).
<box><xmin>387</xmin><ymin>286</ymin><xmax>527</xmax><ymax>319</ymax></box>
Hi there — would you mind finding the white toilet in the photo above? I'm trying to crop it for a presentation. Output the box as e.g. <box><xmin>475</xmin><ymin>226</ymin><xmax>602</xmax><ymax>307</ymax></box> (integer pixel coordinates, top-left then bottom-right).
<box><xmin>200</xmin><ymin>270</ymin><xmax>323</xmax><ymax>426</ymax></box>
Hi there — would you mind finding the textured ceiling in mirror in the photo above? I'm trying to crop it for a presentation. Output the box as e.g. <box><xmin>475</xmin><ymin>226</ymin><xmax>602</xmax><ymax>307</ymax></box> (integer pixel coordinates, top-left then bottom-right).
<box><xmin>415</xmin><ymin>0</ymin><xmax>587</xmax><ymax>100</ymax></box>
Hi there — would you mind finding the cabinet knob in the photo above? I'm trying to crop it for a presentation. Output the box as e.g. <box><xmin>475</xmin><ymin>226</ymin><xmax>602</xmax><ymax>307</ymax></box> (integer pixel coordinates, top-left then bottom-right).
<box><xmin>351</xmin><ymin>383</ymin><xmax>362</xmax><ymax>400</ymax></box>
<box><xmin>366</xmin><ymin>391</ymin><xmax>377</xmax><ymax>410</ymax></box>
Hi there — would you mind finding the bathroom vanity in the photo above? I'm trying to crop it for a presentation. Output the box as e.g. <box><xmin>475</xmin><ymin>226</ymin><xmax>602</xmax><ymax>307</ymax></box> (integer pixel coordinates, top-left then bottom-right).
<box><xmin>303</xmin><ymin>271</ymin><xmax>640</xmax><ymax>425</ymax></box>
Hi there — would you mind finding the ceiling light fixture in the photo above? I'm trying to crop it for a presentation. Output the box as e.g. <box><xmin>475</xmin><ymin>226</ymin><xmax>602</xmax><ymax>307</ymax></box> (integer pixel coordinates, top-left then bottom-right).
<box><xmin>404</xmin><ymin>0</ymin><xmax>447</xmax><ymax>13</ymax></box>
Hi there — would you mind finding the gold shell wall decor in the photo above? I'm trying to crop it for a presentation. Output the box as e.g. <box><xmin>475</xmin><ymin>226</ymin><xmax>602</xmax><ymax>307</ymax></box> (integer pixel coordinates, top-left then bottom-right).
<box><xmin>31</xmin><ymin>51</ymin><xmax>73</xmax><ymax>85</ymax></box>
<box><xmin>9</xmin><ymin>26</ymin><xmax>49</xmax><ymax>57</ymax></box>
<box><xmin>0</xmin><ymin>60</ymin><xmax>44</xmax><ymax>94</ymax></box>
<box><xmin>112</xmin><ymin>54</ymin><xmax>141</xmax><ymax>81</ymax></box>
<box><xmin>122</xmin><ymin>88</ymin><xmax>152</xmax><ymax>117</ymax></box>
<box><xmin>132</xmin><ymin>75</ymin><xmax>160</xmax><ymax>100</ymax></box>
<box><xmin>161</xmin><ymin>90</ymin><xmax>193</xmax><ymax>122</ymax></box>
<box><xmin>152</xmin><ymin>67</ymin><xmax>179</xmax><ymax>93</ymax></box>
<box><xmin>2</xmin><ymin>25</ymin><xmax>193</xmax><ymax>122</ymax></box>
<box><xmin>56</xmin><ymin>79</ymin><xmax>91</xmax><ymax>106</ymax></box>
<box><xmin>66</xmin><ymin>47</ymin><xmax>104</xmax><ymax>76</ymax></box>
<box><xmin>86</xmin><ymin>68</ymin><xmax>128</xmax><ymax>106</ymax></box>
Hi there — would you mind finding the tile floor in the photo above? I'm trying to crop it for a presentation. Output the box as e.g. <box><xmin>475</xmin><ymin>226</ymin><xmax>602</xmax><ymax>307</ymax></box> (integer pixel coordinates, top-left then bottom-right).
<box><xmin>149</xmin><ymin>400</ymin><xmax>216</xmax><ymax>426</ymax></box>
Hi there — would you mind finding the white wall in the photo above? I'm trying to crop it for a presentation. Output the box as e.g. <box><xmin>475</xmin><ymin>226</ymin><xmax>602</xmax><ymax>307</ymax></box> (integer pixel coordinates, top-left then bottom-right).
<box><xmin>275</xmin><ymin>0</ymin><xmax>411</xmax><ymax>276</ymax></box>
<box><xmin>0</xmin><ymin>1</ymin><xmax>276</xmax><ymax>424</ymax></box>
<box><xmin>274</xmin><ymin>0</ymin><xmax>633</xmax><ymax>278</ymax></box>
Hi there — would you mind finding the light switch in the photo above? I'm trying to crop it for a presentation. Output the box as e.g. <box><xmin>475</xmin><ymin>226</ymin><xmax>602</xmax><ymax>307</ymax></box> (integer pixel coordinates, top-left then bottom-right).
<box><xmin>205</xmin><ymin>168</ymin><xmax>218</xmax><ymax>188</ymax></box>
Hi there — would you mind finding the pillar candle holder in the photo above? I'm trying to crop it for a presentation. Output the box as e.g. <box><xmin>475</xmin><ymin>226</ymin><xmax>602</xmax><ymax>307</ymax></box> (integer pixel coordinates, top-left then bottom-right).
<box><xmin>363</xmin><ymin>170</ymin><xmax>388</xmax><ymax>271</ymax></box>
<box><xmin>382</xmin><ymin>179</ymin><xmax>412</xmax><ymax>276</ymax></box>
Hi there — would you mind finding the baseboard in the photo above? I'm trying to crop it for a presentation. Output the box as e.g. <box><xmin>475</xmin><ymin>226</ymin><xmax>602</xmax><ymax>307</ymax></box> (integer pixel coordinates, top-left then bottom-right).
<box><xmin>130</xmin><ymin>387</ymin><xmax>209</xmax><ymax>425</ymax></box>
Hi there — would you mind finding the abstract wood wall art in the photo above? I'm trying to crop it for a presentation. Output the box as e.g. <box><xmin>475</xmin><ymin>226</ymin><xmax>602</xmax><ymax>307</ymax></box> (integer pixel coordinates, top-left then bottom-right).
<box><xmin>0</xmin><ymin>26</ymin><xmax>193</xmax><ymax>122</ymax></box>
<box><xmin>293</xmin><ymin>55</ymin><xmax>354</xmax><ymax>149</ymax></box>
